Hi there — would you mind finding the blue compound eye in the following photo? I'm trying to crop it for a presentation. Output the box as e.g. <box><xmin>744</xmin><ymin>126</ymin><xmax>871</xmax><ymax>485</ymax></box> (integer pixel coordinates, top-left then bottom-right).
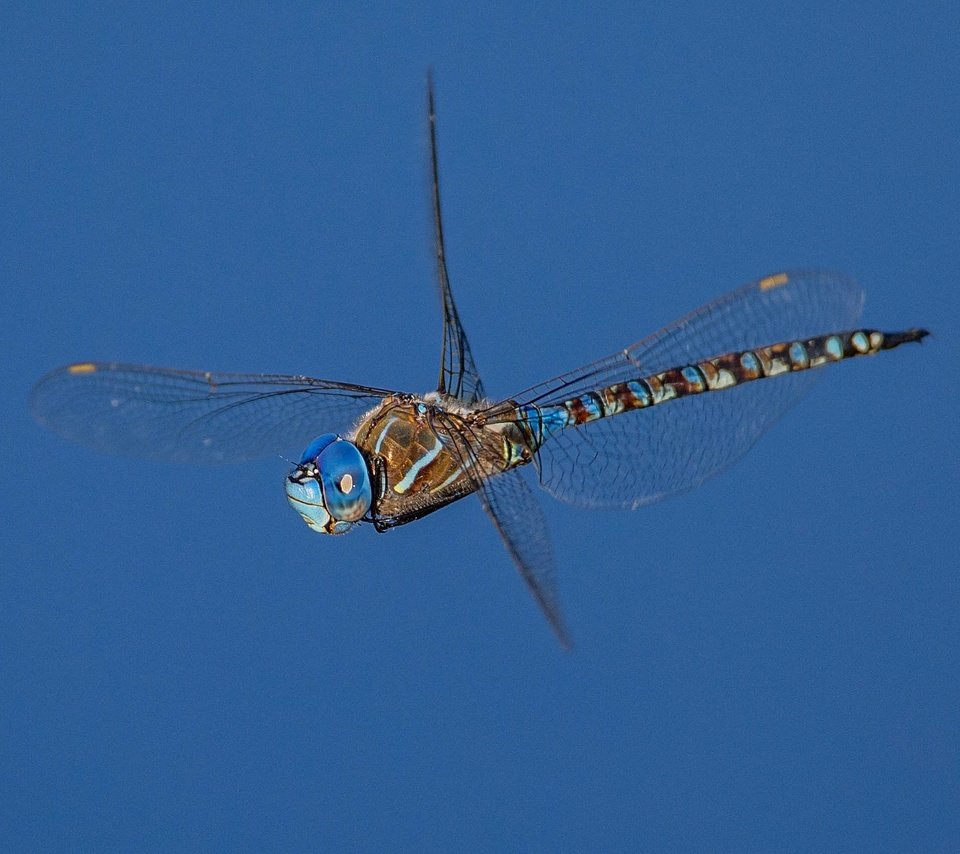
<box><xmin>300</xmin><ymin>433</ymin><xmax>339</xmax><ymax>464</ymax></box>
<box><xmin>317</xmin><ymin>440</ymin><xmax>372</xmax><ymax>522</ymax></box>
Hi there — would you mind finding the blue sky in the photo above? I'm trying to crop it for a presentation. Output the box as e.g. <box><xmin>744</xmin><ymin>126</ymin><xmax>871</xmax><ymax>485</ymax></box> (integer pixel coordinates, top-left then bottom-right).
<box><xmin>2</xmin><ymin>3</ymin><xmax>958</xmax><ymax>850</ymax></box>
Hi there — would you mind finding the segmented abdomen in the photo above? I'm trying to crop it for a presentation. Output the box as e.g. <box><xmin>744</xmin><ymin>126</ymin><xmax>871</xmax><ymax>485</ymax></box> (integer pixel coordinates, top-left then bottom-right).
<box><xmin>518</xmin><ymin>328</ymin><xmax>928</xmax><ymax>447</ymax></box>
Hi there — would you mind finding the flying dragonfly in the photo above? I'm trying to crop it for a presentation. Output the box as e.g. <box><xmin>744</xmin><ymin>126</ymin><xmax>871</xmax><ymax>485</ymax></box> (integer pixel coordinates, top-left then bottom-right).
<box><xmin>31</xmin><ymin>79</ymin><xmax>928</xmax><ymax>647</ymax></box>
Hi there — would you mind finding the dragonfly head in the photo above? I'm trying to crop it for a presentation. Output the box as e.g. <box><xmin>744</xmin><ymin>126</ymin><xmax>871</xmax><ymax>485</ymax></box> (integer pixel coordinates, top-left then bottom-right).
<box><xmin>285</xmin><ymin>433</ymin><xmax>372</xmax><ymax>535</ymax></box>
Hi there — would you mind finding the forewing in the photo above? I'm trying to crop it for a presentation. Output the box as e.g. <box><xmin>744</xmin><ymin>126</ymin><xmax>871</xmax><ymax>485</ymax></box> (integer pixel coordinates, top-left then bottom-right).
<box><xmin>428</xmin><ymin>74</ymin><xmax>486</xmax><ymax>404</ymax></box>
<box><xmin>31</xmin><ymin>362</ymin><xmax>394</xmax><ymax>464</ymax></box>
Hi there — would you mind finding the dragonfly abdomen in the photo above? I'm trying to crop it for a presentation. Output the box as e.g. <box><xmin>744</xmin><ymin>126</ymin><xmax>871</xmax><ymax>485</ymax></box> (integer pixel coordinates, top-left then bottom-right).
<box><xmin>520</xmin><ymin>328</ymin><xmax>928</xmax><ymax>445</ymax></box>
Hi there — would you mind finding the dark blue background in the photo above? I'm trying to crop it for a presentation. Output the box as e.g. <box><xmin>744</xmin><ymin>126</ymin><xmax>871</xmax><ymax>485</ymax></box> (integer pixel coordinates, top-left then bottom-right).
<box><xmin>3</xmin><ymin>4</ymin><xmax>957</xmax><ymax>850</ymax></box>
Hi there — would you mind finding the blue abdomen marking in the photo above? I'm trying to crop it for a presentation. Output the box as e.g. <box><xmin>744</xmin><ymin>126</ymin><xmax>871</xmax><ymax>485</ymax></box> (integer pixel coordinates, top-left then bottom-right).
<box><xmin>532</xmin><ymin>328</ymin><xmax>922</xmax><ymax>444</ymax></box>
<box><xmin>516</xmin><ymin>404</ymin><xmax>577</xmax><ymax>450</ymax></box>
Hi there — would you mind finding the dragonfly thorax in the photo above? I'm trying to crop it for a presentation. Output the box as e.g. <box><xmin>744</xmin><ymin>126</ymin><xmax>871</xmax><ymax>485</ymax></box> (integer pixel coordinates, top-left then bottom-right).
<box><xmin>345</xmin><ymin>395</ymin><xmax>533</xmax><ymax>528</ymax></box>
<box><xmin>285</xmin><ymin>433</ymin><xmax>373</xmax><ymax>535</ymax></box>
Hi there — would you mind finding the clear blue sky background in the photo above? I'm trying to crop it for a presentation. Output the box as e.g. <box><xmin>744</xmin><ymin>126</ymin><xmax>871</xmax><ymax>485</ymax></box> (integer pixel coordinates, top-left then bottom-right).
<box><xmin>2</xmin><ymin>4</ymin><xmax>958</xmax><ymax>851</ymax></box>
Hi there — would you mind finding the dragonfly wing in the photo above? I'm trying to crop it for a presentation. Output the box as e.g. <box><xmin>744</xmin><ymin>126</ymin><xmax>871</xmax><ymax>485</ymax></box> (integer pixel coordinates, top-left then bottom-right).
<box><xmin>476</xmin><ymin>468</ymin><xmax>571</xmax><ymax>649</ymax></box>
<box><xmin>533</xmin><ymin>369</ymin><xmax>823</xmax><ymax>508</ymax></box>
<box><xmin>428</xmin><ymin>74</ymin><xmax>486</xmax><ymax>404</ymax></box>
<box><xmin>428</xmin><ymin>409</ymin><xmax>569</xmax><ymax>646</ymax></box>
<box><xmin>502</xmin><ymin>271</ymin><xmax>867</xmax><ymax>508</ymax></box>
<box><xmin>513</xmin><ymin>270</ymin><xmax>864</xmax><ymax>405</ymax></box>
<box><xmin>31</xmin><ymin>362</ymin><xmax>394</xmax><ymax>464</ymax></box>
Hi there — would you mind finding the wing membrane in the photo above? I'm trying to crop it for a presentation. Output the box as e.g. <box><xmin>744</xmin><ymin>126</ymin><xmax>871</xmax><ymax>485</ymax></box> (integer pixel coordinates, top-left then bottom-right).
<box><xmin>493</xmin><ymin>271</ymin><xmax>866</xmax><ymax>508</ymax></box>
<box><xmin>510</xmin><ymin>271</ymin><xmax>863</xmax><ymax>405</ymax></box>
<box><xmin>31</xmin><ymin>362</ymin><xmax>394</xmax><ymax>464</ymax></box>
<box><xmin>476</xmin><ymin>467</ymin><xmax>571</xmax><ymax>648</ymax></box>
<box><xmin>431</xmin><ymin>409</ymin><xmax>569</xmax><ymax>646</ymax></box>
<box><xmin>428</xmin><ymin>74</ymin><xmax>486</xmax><ymax>404</ymax></box>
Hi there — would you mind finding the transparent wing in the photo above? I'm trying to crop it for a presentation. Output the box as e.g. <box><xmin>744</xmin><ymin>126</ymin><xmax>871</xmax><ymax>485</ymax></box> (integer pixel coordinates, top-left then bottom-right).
<box><xmin>432</xmin><ymin>409</ymin><xmax>569</xmax><ymax>647</ymax></box>
<box><xmin>495</xmin><ymin>271</ymin><xmax>866</xmax><ymax>508</ymax></box>
<box><xmin>31</xmin><ymin>362</ymin><xmax>395</xmax><ymax>464</ymax></box>
<box><xmin>532</xmin><ymin>370</ymin><xmax>826</xmax><ymax>509</ymax></box>
<box><xmin>428</xmin><ymin>73</ymin><xmax>485</xmax><ymax>404</ymax></box>
<box><xmin>510</xmin><ymin>270</ymin><xmax>864</xmax><ymax>404</ymax></box>
<box><xmin>476</xmin><ymin>468</ymin><xmax>571</xmax><ymax>649</ymax></box>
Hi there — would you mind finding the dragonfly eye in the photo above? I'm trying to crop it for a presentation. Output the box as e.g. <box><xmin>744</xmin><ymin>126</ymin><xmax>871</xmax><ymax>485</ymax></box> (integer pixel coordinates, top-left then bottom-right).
<box><xmin>299</xmin><ymin>433</ymin><xmax>338</xmax><ymax>464</ymax></box>
<box><xmin>317</xmin><ymin>439</ymin><xmax>372</xmax><ymax>522</ymax></box>
<box><xmin>286</xmin><ymin>433</ymin><xmax>368</xmax><ymax>534</ymax></box>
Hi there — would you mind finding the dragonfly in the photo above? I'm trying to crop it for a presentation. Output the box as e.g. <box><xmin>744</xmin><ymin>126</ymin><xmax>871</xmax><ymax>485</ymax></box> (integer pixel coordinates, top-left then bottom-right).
<box><xmin>31</xmin><ymin>79</ymin><xmax>927</xmax><ymax>647</ymax></box>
